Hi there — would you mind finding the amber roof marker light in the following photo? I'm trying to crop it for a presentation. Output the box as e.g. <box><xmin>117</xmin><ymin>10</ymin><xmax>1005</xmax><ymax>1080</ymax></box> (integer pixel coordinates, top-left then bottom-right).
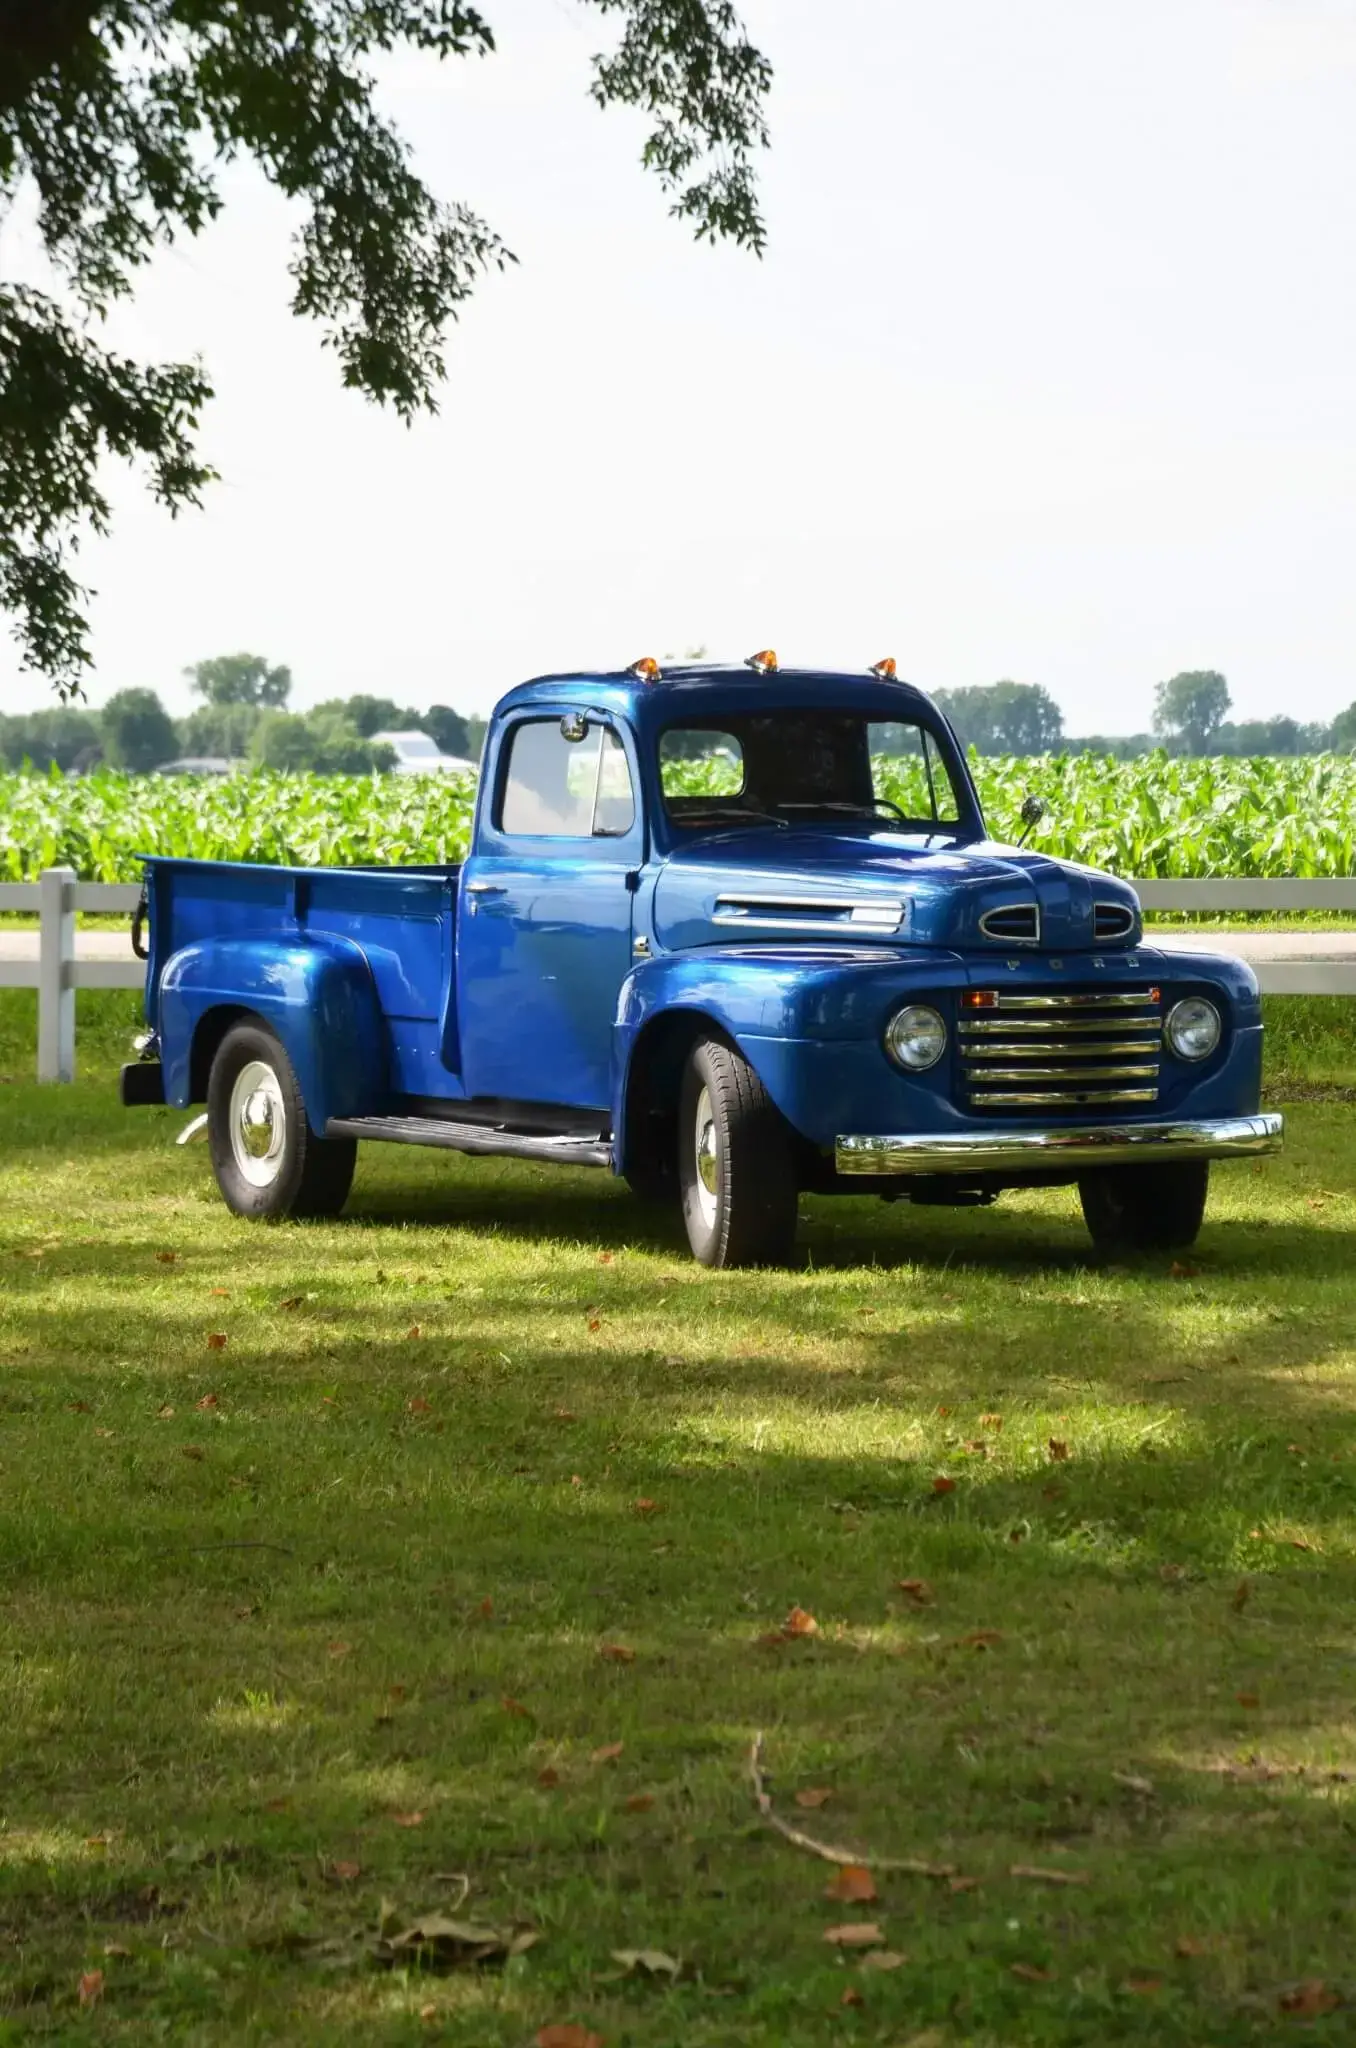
<box><xmin>628</xmin><ymin>656</ymin><xmax>662</xmax><ymax>682</ymax></box>
<box><xmin>869</xmin><ymin>657</ymin><xmax>898</xmax><ymax>679</ymax></box>
<box><xmin>744</xmin><ymin>649</ymin><xmax>779</xmax><ymax>674</ymax></box>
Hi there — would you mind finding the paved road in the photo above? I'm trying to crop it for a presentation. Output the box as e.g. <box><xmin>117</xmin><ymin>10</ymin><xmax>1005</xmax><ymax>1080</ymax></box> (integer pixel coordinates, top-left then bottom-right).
<box><xmin>2</xmin><ymin>927</ymin><xmax>1354</xmax><ymax>963</ymax></box>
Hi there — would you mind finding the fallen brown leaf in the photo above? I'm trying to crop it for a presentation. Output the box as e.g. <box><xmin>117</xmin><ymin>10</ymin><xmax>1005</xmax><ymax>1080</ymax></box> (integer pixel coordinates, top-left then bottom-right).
<box><xmin>477</xmin><ymin>1596</ymin><xmax>494</xmax><ymax>1619</ymax></box>
<box><xmin>404</xmin><ymin>1325</ymin><xmax>422</xmax><ymax>1340</ymax></box>
<box><xmin>155</xmin><ymin>1403</ymin><xmax>174</xmax><ymax>1419</ymax></box>
<box><xmin>1159</xmin><ymin>1562</ymin><xmax>1186</xmax><ymax>1583</ymax></box>
<box><xmin>841</xmin><ymin>1986</ymin><xmax>865</xmax><ymax>2007</ymax></box>
<box><xmin>859</xmin><ymin>1949</ymin><xmax>907</xmax><ymax>1972</ymax></box>
<box><xmin>330</xmin><ymin>1860</ymin><xmax>361</xmax><ymax>1882</ymax></box>
<box><xmin>783</xmin><ymin>1606</ymin><xmax>818</xmax><ymax>1638</ymax></box>
<box><xmin>180</xmin><ymin>1444</ymin><xmax>205</xmax><ymax>1461</ymax></box>
<box><xmin>632</xmin><ymin>1498</ymin><xmax>661</xmax><ymax>1516</ymax></box>
<box><xmin>279</xmin><ymin>1296</ymin><xmax>303</xmax><ymax>1311</ymax></box>
<box><xmin>553</xmin><ymin>1407</ymin><xmax>577</xmax><ymax>1422</ymax></box>
<box><xmin>1123</xmin><ymin>1976</ymin><xmax>1163</xmax><ymax>1995</ymax></box>
<box><xmin>1174</xmin><ymin>1935</ymin><xmax>1210</xmax><ymax>1958</ymax></box>
<box><xmin>209</xmin><ymin>1287</ymin><xmax>229</xmax><ymax>1298</ymax></box>
<box><xmin>1278</xmin><ymin>1981</ymin><xmax>1339</xmax><ymax>2017</ymax></box>
<box><xmin>94</xmin><ymin>1427</ymin><xmax>115</xmax><ymax>1438</ymax></box>
<box><xmin>67</xmin><ymin>1400</ymin><xmax>92</xmax><ymax>1413</ymax></box>
<box><xmin>823</xmin><ymin>1922</ymin><xmax>885</xmax><ymax>1948</ymax></box>
<box><xmin>78</xmin><ymin>1969</ymin><xmax>104</xmax><ymax>2007</ymax></box>
<box><xmin>327</xmin><ymin>1640</ymin><xmax>352</xmax><ymax>1660</ymax></box>
<box><xmin>600</xmin><ymin>1643</ymin><xmax>635</xmax><ymax>1664</ymax></box>
<box><xmin>1010</xmin><ymin>1962</ymin><xmax>1055</xmax><ymax>1982</ymax></box>
<box><xmin>1236</xmin><ymin>1692</ymin><xmax>1260</xmax><ymax>1709</ymax></box>
<box><xmin>537</xmin><ymin>1767</ymin><xmax>560</xmax><ymax>1789</ymax></box>
<box><xmin>1009</xmin><ymin>1864</ymin><xmax>1089</xmax><ymax>1886</ymax></box>
<box><xmin>156</xmin><ymin>1250</ymin><xmax>178</xmax><ymax>1264</ymax></box>
<box><xmin>896</xmin><ymin>1578</ymin><xmax>933</xmax><ymax>1606</ymax></box>
<box><xmin>536</xmin><ymin>2026</ymin><xmax>604</xmax><ymax>2048</ymax></box>
<box><xmin>979</xmin><ymin>1413</ymin><xmax>1003</xmax><ymax>1430</ymax></box>
<box><xmin>205</xmin><ymin>1332</ymin><xmax>226</xmax><ymax>1351</ymax></box>
<box><xmin>623</xmin><ymin>1793</ymin><xmax>654</xmax><ymax>1813</ymax></box>
<box><xmin>794</xmin><ymin>1787</ymin><xmax>833</xmax><ymax>1810</ymax></box>
<box><xmin>407</xmin><ymin>1396</ymin><xmax>432</xmax><ymax>1415</ymax></box>
<box><xmin>825</xmin><ymin>1865</ymin><xmax>877</xmax><ymax>1904</ymax></box>
<box><xmin>196</xmin><ymin>1392</ymin><xmax>220</xmax><ymax>1410</ymax></box>
<box><xmin>391</xmin><ymin>1810</ymin><xmax>425</xmax><ymax>1828</ymax></box>
<box><xmin>501</xmin><ymin>1696</ymin><xmax>531</xmax><ymax>1718</ymax></box>
<box><xmin>590</xmin><ymin>1742</ymin><xmax>624</xmax><ymax>1763</ymax></box>
<box><xmin>931</xmin><ymin>1476</ymin><xmax>956</xmax><ymax>1496</ymax></box>
<box><xmin>587</xmin><ymin>1318</ymin><xmax>602</xmax><ymax>1334</ymax></box>
<box><xmin>1048</xmin><ymin>1439</ymin><xmax>1069</xmax><ymax>1461</ymax></box>
<box><xmin>947</xmin><ymin>1875</ymin><xmax>982</xmax><ymax>1893</ymax></box>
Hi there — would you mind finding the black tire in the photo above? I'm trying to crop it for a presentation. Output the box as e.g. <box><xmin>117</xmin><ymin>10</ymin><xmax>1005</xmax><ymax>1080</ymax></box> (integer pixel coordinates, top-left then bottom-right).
<box><xmin>206</xmin><ymin>1021</ymin><xmax>357</xmax><ymax>1221</ymax></box>
<box><xmin>677</xmin><ymin>1035</ymin><xmax>799</xmax><ymax>1268</ymax></box>
<box><xmin>1078</xmin><ymin>1160</ymin><xmax>1209</xmax><ymax>1254</ymax></box>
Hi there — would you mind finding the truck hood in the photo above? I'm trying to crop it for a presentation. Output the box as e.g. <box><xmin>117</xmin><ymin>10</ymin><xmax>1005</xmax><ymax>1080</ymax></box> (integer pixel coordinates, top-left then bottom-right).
<box><xmin>651</xmin><ymin>827</ymin><xmax>1142</xmax><ymax>954</ymax></box>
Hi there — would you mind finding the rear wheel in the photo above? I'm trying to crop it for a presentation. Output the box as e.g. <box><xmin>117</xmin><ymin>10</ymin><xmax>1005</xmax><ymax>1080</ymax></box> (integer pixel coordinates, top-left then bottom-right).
<box><xmin>206</xmin><ymin>1021</ymin><xmax>356</xmax><ymax>1220</ymax></box>
<box><xmin>1078</xmin><ymin>1161</ymin><xmax>1209</xmax><ymax>1254</ymax></box>
<box><xmin>678</xmin><ymin>1035</ymin><xmax>799</xmax><ymax>1268</ymax></box>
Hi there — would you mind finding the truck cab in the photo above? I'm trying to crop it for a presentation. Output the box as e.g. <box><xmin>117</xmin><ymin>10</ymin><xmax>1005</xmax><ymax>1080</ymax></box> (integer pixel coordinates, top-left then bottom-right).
<box><xmin>123</xmin><ymin>656</ymin><xmax>1281</xmax><ymax>1265</ymax></box>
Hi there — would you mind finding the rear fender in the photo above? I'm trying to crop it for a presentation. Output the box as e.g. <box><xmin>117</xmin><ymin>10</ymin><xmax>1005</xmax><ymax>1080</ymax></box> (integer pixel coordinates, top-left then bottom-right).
<box><xmin>159</xmin><ymin>936</ymin><xmax>387</xmax><ymax>1130</ymax></box>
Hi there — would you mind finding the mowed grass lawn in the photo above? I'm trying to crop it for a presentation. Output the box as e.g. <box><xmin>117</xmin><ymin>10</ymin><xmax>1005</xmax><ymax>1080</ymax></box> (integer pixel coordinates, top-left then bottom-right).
<box><xmin>2</xmin><ymin>1033</ymin><xmax>1355</xmax><ymax>2041</ymax></box>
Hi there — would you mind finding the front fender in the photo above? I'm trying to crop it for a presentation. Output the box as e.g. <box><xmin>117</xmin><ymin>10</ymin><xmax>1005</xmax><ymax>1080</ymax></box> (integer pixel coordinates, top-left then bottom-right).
<box><xmin>159</xmin><ymin>935</ymin><xmax>387</xmax><ymax>1130</ymax></box>
<box><xmin>612</xmin><ymin>944</ymin><xmax>951</xmax><ymax>1159</ymax></box>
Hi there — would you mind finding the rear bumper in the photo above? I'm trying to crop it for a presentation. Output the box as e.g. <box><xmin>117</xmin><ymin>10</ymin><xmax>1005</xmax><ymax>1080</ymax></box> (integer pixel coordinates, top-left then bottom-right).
<box><xmin>835</xmin><ymin>1113</ymin><xmax>1283</xmax><ymax>1178</ymax></box>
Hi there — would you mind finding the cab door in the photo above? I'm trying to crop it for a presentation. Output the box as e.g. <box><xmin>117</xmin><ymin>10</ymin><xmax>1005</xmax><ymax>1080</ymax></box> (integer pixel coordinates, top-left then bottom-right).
<box><xmin>456</xmin><ymin>710</ymin><xmax>642</xmax><ymax>1111</ymax></box>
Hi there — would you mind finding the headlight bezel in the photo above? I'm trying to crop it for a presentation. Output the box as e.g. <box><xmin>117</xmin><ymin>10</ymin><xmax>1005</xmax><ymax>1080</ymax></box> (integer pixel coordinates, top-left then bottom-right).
<box><xmin>884</xmin><ymin>1002</ymin><xmax>948</xmax><ymax>1073</ymax></box>
<box><xmin>1164</xmin><ymin>995</ymin><xmax>1222</xmax><ymax>1063</ymax></box>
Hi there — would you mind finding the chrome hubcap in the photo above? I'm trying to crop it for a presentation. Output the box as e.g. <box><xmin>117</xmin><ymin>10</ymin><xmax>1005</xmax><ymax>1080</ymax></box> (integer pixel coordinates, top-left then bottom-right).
<box><xmin>229</xmin><ymin>1060</ymin><xmax>287</xmax><ymax>1187</ymax></box>
<box><xmin>694</xmin><ymin>1083</ymin><xmax>719</xmax><ymax>1227</ymax></box>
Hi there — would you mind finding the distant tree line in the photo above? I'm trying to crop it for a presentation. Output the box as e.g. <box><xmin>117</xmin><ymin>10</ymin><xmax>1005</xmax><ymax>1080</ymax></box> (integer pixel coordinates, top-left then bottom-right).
<box><xmin>3</xmin><ymin>658</ymin><xmax>1353</xmax><ymax>773</ymax></box>
<box><xmin>0</xmin><ymin>652</ymin><xmax>488</xmax><ymax>773</ymax></box>
<box><xmin>932</xmin><ymin>671</ymin><xmax>1355</xmax><ymax>758</ymax></box>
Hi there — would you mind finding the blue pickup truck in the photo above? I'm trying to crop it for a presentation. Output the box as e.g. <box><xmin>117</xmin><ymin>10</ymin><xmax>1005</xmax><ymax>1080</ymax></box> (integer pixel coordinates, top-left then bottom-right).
<box><xmin>123</xmin><ymin>655</ymin><xmax>1281</xmax><ymax>1266</ymax></box>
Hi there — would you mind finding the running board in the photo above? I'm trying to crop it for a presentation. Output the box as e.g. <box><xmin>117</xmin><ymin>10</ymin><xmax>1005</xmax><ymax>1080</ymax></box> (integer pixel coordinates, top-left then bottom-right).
<box><xmin>324</xmin><ymin>1114</ymin><xmax>612</xmax><ymax>1170</ymax></box>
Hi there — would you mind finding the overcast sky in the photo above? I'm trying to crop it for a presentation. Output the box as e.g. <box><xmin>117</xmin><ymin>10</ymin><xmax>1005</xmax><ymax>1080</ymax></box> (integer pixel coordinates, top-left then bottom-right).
<box><xmin>4</xmin><ymin>0</ymin><xmax>1355</xmax><ymax>731</ymax></box>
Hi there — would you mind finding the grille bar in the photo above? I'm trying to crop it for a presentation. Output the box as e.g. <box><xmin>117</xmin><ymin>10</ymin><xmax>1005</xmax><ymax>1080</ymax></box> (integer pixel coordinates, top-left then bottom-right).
<box><xmin>960</xmin><ymin>987</ymin><xmax>1163</xmax><ymax>1115</ymax></box>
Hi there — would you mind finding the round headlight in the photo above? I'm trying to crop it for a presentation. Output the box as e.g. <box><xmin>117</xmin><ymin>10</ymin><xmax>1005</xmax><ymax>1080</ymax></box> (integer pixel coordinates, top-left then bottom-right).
<box><xmin>885</xmin><ymin>1003</ymin><xmax>947</xmax><ymax>1072</ymax></box>
<box><xmin>1165</xmin><ymin>996</ymin><xmax>1221</xmax><ymax>1062</ymax></box>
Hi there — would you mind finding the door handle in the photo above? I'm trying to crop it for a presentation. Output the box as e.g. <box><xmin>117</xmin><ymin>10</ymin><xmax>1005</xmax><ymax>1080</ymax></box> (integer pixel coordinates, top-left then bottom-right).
<box><xmin>466</xmin><ymin>880</ymin><xmax>507</xmax><ymax>896</ymax></box>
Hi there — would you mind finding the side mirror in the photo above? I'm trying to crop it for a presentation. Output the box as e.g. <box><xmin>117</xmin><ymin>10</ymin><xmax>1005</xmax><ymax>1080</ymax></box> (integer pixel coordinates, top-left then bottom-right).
<box><xmin>1017</xmin><ymin>793</ymin><xmax>1046</xmax><ymax>846</ymax></box>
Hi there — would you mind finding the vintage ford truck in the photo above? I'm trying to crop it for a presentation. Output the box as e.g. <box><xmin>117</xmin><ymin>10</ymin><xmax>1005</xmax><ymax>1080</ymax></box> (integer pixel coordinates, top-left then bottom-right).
<box><xmin>122</xmin><ymin>656</ymin><xmax>1282</xmax><ymax>1266</ymax></box>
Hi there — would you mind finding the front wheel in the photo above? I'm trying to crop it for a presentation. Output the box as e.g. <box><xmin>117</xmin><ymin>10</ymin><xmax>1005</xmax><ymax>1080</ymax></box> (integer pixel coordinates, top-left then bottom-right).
<box><xmin>1078</xmin><ymin>1160</ymin><xmax>1209</xmax><ymax>1254</ymax></box>
<box><xmin>206</xmin><ymin>1021</ymin><xmax>357</xmax><ymax>1220</ymax></box>
<box><xmin>678</xmin><ymin>1036</ymin><xmax>799</xmax><ymax>1268</ymax></box>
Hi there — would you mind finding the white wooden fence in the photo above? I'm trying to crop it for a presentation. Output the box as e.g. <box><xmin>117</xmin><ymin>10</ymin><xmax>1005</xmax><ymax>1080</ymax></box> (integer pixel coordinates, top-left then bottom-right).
<box><xmin>0</xmin><ymin>867</ymin><xmax>1353</xmax><ymax>1083</ymax></box>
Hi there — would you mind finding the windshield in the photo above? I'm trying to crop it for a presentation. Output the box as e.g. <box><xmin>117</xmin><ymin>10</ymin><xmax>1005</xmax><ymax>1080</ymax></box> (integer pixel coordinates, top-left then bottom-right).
<box><xmin>658</xmin><ymin>712</ymin><xmax>965</xmax><ymax>833</ymax></box>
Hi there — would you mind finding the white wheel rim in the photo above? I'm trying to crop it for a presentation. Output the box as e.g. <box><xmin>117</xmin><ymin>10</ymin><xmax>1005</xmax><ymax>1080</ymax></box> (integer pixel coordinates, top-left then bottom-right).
<box><xmin>229</xmin><ymin>1059</ymin><xmax>288</xmax><ymax>1188</ymax></box>
<box><xmin>694</xmin><ymin>1083</ymin><xmax>719</xmax><ymax>1228</ymax></box>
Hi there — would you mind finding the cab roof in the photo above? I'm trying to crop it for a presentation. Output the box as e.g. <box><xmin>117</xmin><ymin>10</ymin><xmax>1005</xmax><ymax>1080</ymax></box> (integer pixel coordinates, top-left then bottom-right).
<box><xmin>494</xmin><ymin>663</ymin><xmax>943</xmax><ymax>731</ymax></box>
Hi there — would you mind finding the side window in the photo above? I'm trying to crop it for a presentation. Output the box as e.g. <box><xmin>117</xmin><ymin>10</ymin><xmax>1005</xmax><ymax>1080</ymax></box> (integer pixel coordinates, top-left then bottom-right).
<box><xmin>594</xmin><ymin>728</ymin><xmax>636</xmax><ymax>837</ymax></box>
<box><xmin>500</xmin><ymin>718</ymin><xmax>635</xmax><ymax>838</ymax></box>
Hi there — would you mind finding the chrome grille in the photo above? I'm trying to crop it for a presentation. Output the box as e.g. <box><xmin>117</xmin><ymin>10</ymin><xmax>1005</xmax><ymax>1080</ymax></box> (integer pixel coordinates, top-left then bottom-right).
<box><xmin>978</xmin><ymin>903</ymin><xmax>1040</xmax><ymax>944</ymax></box>
<box><xmin>1093</xmin><ymin>900</ymin><xmax>1136</xmax><ymax>943</ymax></box>
<box><xmin>960</xmin><ymin>986</ymin><xmax>1162</xmax><ymax>1112</ymax></box>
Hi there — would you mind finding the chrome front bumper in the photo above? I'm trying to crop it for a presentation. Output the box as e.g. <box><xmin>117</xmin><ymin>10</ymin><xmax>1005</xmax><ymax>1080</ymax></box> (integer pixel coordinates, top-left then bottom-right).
<box><xmin>835</xmin><ymin>1113</ymin><xmax>1284</xmax><ymax>1178</ymax></box>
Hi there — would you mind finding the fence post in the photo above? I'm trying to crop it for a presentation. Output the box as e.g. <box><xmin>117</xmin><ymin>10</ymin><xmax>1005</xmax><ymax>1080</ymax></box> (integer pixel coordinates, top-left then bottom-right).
<box><xmin>37</xmin><ymin>866</ymin><xmax>76</xmax><ymax>1083</ymax></box>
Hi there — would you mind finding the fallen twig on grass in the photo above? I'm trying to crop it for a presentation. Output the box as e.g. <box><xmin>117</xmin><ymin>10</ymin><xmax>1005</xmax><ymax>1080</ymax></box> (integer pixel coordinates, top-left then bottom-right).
<box><xmin>747</xmin><ymin>1733</ymin><xmax>954</xmax><ymax>1877</ymax></box>
<box><xmin>146</xmin><ymin>1542</ymin><xmax>296</xmax><ymax>1558</ymax></box>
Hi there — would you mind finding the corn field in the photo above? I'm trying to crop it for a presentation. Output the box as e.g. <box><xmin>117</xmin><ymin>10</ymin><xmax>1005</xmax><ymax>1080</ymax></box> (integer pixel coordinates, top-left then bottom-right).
<box><xmin>0</xmin><ymin>753</ymin><xmax>1352</xmax><ymax>884</ymax></box>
